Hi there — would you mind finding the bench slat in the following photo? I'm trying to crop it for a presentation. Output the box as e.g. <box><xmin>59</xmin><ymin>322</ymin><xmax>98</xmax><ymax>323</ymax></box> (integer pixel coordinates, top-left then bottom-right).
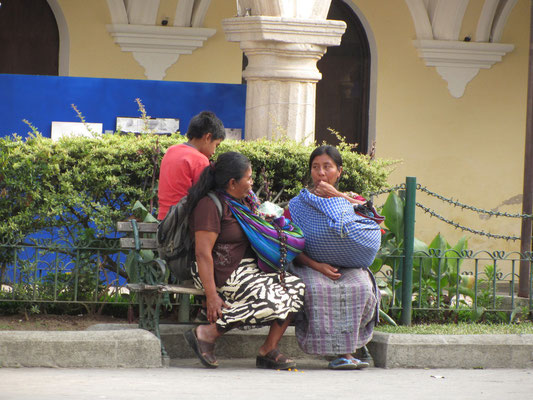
<box><xmin>117</xmin><ymin>221</ymin><xmax>159</xmax><ymax>233</ymax></box>
<box><xmin>127</xmin><ymin>283</ymin><xmax>204</xmax><ymax>296</ymax></box>
<box><xmin>120</xmin><ymin>238</ymin><xmax>158</xmax><ymax>249</ymax></box>
<box><xmin>159</xmin><ymin>284</ymin><xmax>204</xmax><ymax>296</ymax></box>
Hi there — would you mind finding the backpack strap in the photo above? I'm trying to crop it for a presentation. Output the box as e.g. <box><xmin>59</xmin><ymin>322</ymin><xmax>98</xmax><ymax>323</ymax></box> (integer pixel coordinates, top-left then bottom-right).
<box><xmin>206</xmin><ymin>191</ymin><xmax>223</xmax><ymax>218</ymax></box>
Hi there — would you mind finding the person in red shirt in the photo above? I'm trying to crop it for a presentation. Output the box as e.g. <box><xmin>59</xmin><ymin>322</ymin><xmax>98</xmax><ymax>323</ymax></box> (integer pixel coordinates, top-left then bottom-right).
<box><xmin>157</xmin><ymin>111</ymin><xmax>226</xmax><ymax>220</ymax></box>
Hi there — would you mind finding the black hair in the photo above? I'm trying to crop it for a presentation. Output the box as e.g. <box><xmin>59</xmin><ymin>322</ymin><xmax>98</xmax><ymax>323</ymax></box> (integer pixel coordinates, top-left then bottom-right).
<box><xmin>308</xmin><ymin>145</ymin><xmax>343</xmax><ymax>171</ymax></box>
<box><xmin>185</xmin><ymin>152</ymin><xmax>251</xmax><ymax>213</ymax></box>
<box><xmin>186</xmin><ymin>111</ymin><xmax>226</xmax><ymax>141</ymax></box>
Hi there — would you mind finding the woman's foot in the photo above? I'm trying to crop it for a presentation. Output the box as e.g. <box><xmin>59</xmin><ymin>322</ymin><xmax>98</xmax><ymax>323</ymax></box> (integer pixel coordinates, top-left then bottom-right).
<box><xmin>256</xmin><ymin>348</ymin><xmax>296</xmax><ymax>370</ymax></box>
<box><xmin>183</xmin><ymin>326</ymin><xmax>218</xmax><ymax>368</ymax></box>
<box><xmin>355</xmin><ymin>345</ymin><xmax>374</xmax><ymax>364</ymax></box>
<box><xmin>328</xmin><ymin>354</ymin><xmax>369</xmax><ymax>370</ymax></box>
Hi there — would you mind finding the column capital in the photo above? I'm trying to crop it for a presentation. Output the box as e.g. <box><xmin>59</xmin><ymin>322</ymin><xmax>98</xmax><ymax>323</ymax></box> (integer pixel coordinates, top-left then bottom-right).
<box><xmin>222</xmin><ymin>12</ymin><xmax>346</xmax><ymax>144</ymax></box>
<box><xmin>223</xmin><ymin>16</ymin><xmax>346</xmax><ymax>46</ymax></box>
<box><xmin>223</xmin><ymin>16</ymin><xmax>346</xmax><ymax>82</ymax></box>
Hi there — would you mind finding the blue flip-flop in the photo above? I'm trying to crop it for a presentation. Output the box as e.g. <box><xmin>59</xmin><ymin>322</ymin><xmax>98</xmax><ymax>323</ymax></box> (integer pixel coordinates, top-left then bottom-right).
<box><xmin>352</xmin><ymin>357</ymin><xmax>370</xmax><ymax>370</ymax></box>
<box><xmin>328</xmin><ymin>357</ymin><xmax>359</xmax><ymax>370</ymax></box>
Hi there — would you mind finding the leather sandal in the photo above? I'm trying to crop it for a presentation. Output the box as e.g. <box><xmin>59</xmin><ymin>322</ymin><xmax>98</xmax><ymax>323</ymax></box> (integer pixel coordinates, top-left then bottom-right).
<box><xmin>256</xmin><ymin>348</ymin><xmax>296</xmax><ymax>370</ymax></box>
<box><xmin>184</xmin><ymin>327</ymin><xmax>218</xmax><ymax>368</ymax></box>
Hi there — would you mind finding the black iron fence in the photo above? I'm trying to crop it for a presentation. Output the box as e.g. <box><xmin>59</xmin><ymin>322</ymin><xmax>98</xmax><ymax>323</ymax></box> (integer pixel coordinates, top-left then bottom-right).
<box><xmin>1</xmin><ymin>177</ymin><xmax>532</xmax><ymax>324</ymax></box>
<box><xmin>0</xmin><ymin>238</ymin><xmax>130</xmax><ymax>314</ymax></box>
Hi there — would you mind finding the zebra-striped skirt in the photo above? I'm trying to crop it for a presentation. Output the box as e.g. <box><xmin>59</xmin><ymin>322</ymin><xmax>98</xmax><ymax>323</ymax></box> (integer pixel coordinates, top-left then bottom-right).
<box><xmin>191</xmin><ymin>259</ymin><xmax>305</xmax><ymax>330</ymax></box>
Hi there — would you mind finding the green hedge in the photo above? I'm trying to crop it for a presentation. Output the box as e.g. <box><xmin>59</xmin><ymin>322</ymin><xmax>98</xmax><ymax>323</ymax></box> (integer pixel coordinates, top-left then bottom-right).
<box><xmin>0</xmin><ymin>132</ymin><xmax>395</xmax><ymax>243</ymax></box>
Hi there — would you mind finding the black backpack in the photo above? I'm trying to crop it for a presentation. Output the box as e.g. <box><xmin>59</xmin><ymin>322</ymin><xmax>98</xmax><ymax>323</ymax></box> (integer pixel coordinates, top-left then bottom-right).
<box><xmin>157</xmin><ymin>192</ymin><xmax>222</xmax><ymax>281</ymax></box>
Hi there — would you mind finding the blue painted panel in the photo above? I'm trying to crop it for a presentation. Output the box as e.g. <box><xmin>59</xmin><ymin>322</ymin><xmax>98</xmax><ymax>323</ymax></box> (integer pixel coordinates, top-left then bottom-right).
<box><xmin>0</xmin><ymin>74</ymin><xmax>246</xmax><ymax>138</ymax></box>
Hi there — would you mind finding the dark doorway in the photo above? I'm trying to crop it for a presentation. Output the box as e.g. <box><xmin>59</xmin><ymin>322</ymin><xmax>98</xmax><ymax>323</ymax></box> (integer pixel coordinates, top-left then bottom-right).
<box><xmin>316</xmin><ymin>0</ymin><xmax>370</xmax><ymax>153</ymax></box>
<box><xmin>0</xmin><ymin>0</ymin><xmax>59</xmax><ymax>75</ymax></box>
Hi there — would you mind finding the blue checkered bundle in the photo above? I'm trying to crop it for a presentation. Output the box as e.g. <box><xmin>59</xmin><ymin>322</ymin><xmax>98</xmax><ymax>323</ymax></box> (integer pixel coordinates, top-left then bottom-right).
<box><xmin>288</xmin><ymin>189</ymin><xmax>381</xmax><ymax>268</ymax></box>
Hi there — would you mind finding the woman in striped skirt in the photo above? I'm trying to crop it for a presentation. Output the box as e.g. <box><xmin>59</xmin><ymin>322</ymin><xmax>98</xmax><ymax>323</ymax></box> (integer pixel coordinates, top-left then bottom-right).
<box><xmin>183</xmin><ymin>151</ymin><xmax>305</xmax><ymax>369</ymax></box>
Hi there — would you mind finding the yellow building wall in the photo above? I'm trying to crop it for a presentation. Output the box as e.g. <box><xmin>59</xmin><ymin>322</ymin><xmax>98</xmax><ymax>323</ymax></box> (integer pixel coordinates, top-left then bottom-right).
<box><xmin>351</xmin><ymin>0</ymin><xmax>530</xmax><ymax>253</ymax></box>
<box><xmin>57</xmin><ymin>0</ymin><xmax>242</xmax><ymax>83</ymax></box>
<box><xmin>55</xmin><ymin>0</ymin><xmax>530</xmax><ymax>253</ymax></box>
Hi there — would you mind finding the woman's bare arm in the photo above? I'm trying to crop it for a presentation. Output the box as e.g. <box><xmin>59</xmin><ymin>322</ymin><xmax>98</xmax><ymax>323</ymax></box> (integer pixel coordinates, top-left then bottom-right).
<box><xmin>312</xmin><ymin>181</ymin><xmax>366</xmax><ymax>205</ymax></box>
<box><xmin>195</xmin><ymin>230</ymin><xmax>229</xmax><ymax>323</ymax></box>
<box><xmin>295</xmin><ymin>252</ymin><xmax>341</xmax><ymax>281</ymax></box>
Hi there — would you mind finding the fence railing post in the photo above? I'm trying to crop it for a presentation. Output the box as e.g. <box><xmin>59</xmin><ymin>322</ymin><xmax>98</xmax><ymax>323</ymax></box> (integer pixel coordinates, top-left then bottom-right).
<box><xmin>401</xmin><ymin>176</ymin><xmax>416</xmax><ymax>325</ymax></box>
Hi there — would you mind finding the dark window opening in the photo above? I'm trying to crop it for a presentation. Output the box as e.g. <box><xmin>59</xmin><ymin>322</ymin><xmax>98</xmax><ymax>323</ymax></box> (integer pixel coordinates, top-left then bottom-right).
<box><xmin>315</xmin><ymin>0</ymin><xmax>370</xmax><ymax>153</ymax></box>
<box><xmin>0</xmin><ymin>0</ymin><xmax>59</xmax><ymax>75</ymax></box>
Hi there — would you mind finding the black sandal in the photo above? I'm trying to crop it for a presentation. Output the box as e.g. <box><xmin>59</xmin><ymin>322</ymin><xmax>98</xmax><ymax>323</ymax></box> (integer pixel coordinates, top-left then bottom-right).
<box><xmin>184</xmin><ymin>327</ymin><xmax>218</xmax><ymax>368</ymax></box>
<box><xmin>256</xmin><ymin>348</ymin><xmax>296</xmax><ymax>370</ymax></box>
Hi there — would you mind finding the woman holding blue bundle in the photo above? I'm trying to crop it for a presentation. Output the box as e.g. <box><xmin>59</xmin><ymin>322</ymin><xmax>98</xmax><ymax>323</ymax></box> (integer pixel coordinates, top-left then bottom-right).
<box><xmin>285</xmin><ymin>145</ymin><xmax>383</xmax><ymax>370</ymax></box>
<box><xmin>183</xmin><ymin>151</ymin><xmax>305</xmax><ymax>370</ymax></box>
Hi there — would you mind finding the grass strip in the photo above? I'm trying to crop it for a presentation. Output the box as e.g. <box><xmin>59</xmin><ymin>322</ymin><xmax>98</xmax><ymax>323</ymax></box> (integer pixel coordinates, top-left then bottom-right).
<box><xmin>375</xmin><ymin>322</ymin><xmax>533</xmax><ymax>335</ymax></box>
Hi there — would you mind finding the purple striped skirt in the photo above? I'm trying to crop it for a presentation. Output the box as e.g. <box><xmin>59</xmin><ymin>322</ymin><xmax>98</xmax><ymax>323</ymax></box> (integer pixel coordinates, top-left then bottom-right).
<box><xmin>291</xmin><ymin>264</ymin><xmax>379</xmax><ymax>355</ymax></box>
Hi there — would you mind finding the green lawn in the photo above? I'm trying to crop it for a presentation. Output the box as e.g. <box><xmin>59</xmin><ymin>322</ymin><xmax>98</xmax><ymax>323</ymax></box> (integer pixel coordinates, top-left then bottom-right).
<box><xmin>375</xmin><ymin>322</ymin><xmax>533</xmax><ymax>335</ymax></box>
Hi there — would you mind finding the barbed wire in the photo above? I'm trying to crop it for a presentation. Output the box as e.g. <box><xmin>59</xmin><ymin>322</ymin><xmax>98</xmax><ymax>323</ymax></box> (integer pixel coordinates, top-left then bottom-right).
<box><xmin>416</xmin><ymin>202</ymin><xmax>520</xmax><ymax>241</ymax></box>
<box><xmin>417</xmin><ymin>184</ymin><xmax>532</xmax><ymax>219</ymax></box>
<box><xmin>369</xmin><ymin>184</ymin><xmax>405</xmax><ymax>197</ymax></box>
<box><xmin>366</xmin><ymin>182</ymin><xmax>529</xmax><ymax>240</ymax></box>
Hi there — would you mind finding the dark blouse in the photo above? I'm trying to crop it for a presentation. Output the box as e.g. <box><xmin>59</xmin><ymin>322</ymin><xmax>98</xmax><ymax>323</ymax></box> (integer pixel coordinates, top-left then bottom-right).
<box><xmin>190</xmin><ymin>192</ymin><xmax>254</xmax><ymax>287</ymax></box>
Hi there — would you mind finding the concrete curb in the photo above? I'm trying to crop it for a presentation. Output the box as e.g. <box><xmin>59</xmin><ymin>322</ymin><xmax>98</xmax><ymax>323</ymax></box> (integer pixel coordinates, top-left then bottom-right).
<box><xmin>3</xmin><ymin>324</ymin><xmax>533</xmax><ymax>369</ymax></box>
<box><xmin>368</xmin><ymin>331</ymin><xmax>533</xmax><ymax>369</ymax></box>
<box><xmin>0</xmin><ymin>329</ymin><xmax>162</xmax><ymax>368</ymax></box>
<box><xmin>88</xmin><ymin>323</ymin><xmax>533</xmax><ymax>369</ymax></box>
<box><xmin>88</xmin><ymin>323</ymin><xmax>324</xmax><ymax>361</ymax></box>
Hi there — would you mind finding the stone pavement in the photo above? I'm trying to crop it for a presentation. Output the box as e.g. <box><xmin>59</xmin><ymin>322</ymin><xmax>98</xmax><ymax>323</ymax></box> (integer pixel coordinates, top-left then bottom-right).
<box><xmin>0</xmin><ymin>359</ymin><xmax>532</xmax><ymax>400</ymax></box>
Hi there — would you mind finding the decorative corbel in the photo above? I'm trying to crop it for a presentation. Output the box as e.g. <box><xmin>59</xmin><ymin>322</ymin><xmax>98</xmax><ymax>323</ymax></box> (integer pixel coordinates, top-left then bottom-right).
<box><xmin>106</xmin><ymin>0</ymin><xmax>215</xmax><ymax>80</ymax></box>
<box><xmin>406</xmin><ymin>0</ymin><xmax>516</xmax><ymax>98</ymax></box>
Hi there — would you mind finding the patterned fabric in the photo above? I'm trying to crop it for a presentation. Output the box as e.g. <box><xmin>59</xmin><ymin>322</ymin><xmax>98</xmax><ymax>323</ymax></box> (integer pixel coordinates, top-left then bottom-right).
<box><xmin>290</xmin><ymin>264</ymin><xmax>379</xmax><ymax>355</ymax></box>
<box><xmin>192</xmin><ymin>258</ymin><xmax>305</xmax><ymax>330</ymax></box>
<box><xmin>288</xmin><ymin>189</ymin><xmax>381</xmax><ymax>268</ymax></box>
<box><xmin>222</xmin><ymin>192</ymin><xmax>305</xmax><ymax>274</ymax></box>
<box><xmin>288</xmin><ymin>188</ymin><xmax>381</xmax><ymax>355</ymax></box>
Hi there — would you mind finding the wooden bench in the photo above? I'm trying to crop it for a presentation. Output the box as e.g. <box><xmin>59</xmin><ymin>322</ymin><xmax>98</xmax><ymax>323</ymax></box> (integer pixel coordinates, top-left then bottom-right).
<box><xmin>117</xmin><ymin>220</ymin><xmax>205</xmax><ymax>358</ymax></box>
<box><xmin>118</xmin><ymin>219</ymin><xmax>392</xmax><ymax>361</ymax></box>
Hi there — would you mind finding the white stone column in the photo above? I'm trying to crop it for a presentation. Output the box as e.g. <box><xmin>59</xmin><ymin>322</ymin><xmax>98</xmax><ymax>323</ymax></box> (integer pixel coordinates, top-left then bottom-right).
<box><xmin>223</xmin><ymin>1</ymin><xmax>346</xmax><ymax>143</ymax></box>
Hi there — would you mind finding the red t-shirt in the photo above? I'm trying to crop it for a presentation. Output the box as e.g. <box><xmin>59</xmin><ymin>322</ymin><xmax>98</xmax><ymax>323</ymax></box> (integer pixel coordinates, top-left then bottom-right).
<box><xmin>157</xmin><ymin>143</ymin><xmax>209</xmax><ymax>220</ymax></box>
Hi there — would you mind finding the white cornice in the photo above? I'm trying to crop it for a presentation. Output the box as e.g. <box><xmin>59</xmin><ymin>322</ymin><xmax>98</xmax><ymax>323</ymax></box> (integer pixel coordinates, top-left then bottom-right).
<box><xmin>405</xmin><ymin>0</ymin><xmax>517</xmax><ymax>98</ymax></box>
<box><xmin>413</xmin><ymin>39</ymin><xmax>514</xmax><ymax>98</ymax></box>
<box><xmin>107</xmin><ymin>24</ymin><xmax>215</xmax><ymax>80</ymax></box>
<box><xmin>105</xmin><ymin>0</ymin><xmax>216</xmax><ymax>80</ymax></box>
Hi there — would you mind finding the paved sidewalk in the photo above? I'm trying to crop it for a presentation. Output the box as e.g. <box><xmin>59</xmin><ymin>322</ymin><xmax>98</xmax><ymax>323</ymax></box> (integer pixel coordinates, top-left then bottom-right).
<box><xmin>1</xmin><ymin>359</ymin><xmax>532</xmax><ymax>400</ymax></box>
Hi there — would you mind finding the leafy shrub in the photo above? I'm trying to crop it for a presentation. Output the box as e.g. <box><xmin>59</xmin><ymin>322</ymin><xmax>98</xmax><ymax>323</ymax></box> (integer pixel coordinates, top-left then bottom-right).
<box><xmin>217</xmin><ymin>138</ymin><xmax>394</xmax><ymax>203</ymax></box>
<box><xmin>0</xmin><ymin>129</ymin><xmax>394</xmax><ymax>315</ymax></box>
<box><xmin>0</xmin><ymin>132</ymin><xmax>394</xmax><ymax>244</ymax></box>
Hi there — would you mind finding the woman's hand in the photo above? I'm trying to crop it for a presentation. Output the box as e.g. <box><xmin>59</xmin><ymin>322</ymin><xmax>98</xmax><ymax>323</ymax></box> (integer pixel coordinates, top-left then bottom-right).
<box><xmin>313</xmin><ymin>181</ymin><xmax>366</xmax><ymax>205</ymax></box>
<box><xmin>205</xmin><ymin>293</ymin><xmax>229</xmax><ymax>324</ymax></box>
<box><xmin>295</xmin><ymin>252</ymin><xmax>341</xmax><ymax>280</ymax></box>
<box><xmin>312</xmin><ymin>181</ymin><xmax>341</xmax><ymax>198</ymax></box>
<box><xmin>314</xmin><ymin>262</ymin><xmax>341</xmax><ymax>280</ymax></box>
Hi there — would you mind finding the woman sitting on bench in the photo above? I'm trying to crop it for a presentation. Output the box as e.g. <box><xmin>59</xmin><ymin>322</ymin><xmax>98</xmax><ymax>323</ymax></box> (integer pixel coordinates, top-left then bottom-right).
<box><xmin>285</xmin><ymin>145</ymin><xmax>382</xmax><ymax>370</ymax></box>
<box><xmin>183</xmin><ymin>151</ymin><xmax>305</xmax><ymax>369</ymax></box>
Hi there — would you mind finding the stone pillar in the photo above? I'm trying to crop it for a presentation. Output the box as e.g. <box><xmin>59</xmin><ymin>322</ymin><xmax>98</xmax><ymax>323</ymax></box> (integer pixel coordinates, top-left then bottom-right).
<box><xmin>223</xmin><ymin>1</ymin><xmax>346</xmax><ymax>144</ymax></box>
